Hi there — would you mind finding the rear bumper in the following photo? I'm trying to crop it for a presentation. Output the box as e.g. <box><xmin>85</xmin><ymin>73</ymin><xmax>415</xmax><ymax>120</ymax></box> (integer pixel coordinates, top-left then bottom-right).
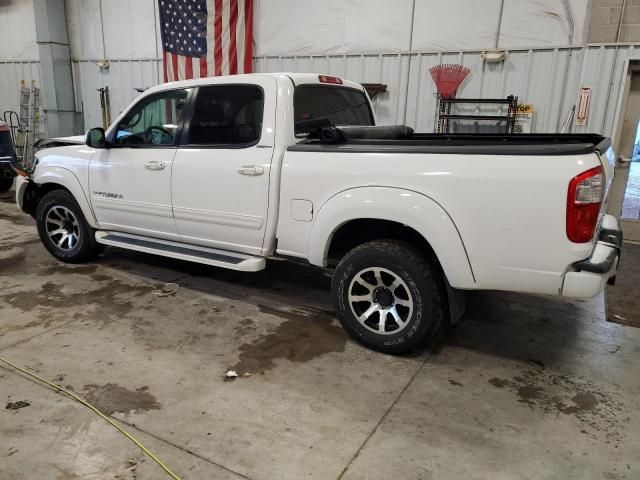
<box><xmin>561</xmin><ymin>214</ymin><xmax>622</xmax><ymax>298</ymax></box>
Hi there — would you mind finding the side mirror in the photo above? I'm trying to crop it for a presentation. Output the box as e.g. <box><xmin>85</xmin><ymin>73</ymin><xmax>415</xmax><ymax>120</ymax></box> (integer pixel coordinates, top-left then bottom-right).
<box><xmin>85</xmin><ymin>127</ymin><xmax>107</xmax><ymax>148</ymax></box>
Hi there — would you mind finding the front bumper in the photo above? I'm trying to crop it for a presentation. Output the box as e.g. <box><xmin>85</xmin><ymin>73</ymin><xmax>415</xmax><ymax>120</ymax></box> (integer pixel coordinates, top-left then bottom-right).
<box><xmin>15</xmin><ymin>175</ymin><xmax>29</xmax><ymax>211</ymax></box>
<box><xmin>561</xmin><ymin>214</ymin><xmax>622</xmax><ymax>298</ymax></box>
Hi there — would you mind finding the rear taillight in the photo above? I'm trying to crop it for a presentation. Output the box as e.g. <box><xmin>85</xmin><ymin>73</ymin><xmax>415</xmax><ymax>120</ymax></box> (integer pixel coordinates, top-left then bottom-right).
<box><xmin>566</xmin><ymin>165</ymin><xmax>604</xmax><ymax>243</ymax></box>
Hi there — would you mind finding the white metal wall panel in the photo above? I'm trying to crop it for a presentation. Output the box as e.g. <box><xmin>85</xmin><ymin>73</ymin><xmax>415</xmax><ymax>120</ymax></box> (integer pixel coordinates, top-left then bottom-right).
<box><xmin>254</xmin><ymin>54</ymin><xmax>411</xmax><ymax>126</ymax></box>
<box><xmin>72</xmin><ymin>59</ymin><xmax>161</xmax><ymax>129</ymax></box>
<box><xmin>0</xmin><ymin>0</ymin><xmax>39</xmax><ymax>61</ymax></box>
<box><xmin>405</xmin><ymin>48</ymin><xmax>587</xmax><ymax>133</ymax></box>
<box><xmin>0</xmin><ymin>61</ymin><xmax>42</xmax><ymax>118</ymax></box>
<box><xmin>8</xmin><ymin>43</ymin><xmax>634</xmax><ymax>140</ymax></box>
<box><xmin>573</xmin><ymin>45</ymin><xmax>640</xmax><ymax>137</ymax></box>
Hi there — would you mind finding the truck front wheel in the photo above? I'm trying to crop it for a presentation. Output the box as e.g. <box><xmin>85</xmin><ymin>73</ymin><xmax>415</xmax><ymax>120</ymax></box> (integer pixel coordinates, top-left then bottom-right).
<box><xmin>36</xmin><ymin>190</ymin><xmax>104</xmax><ymax>263</ymax></box>
<box><xmin>331</xmin><ymin>240</ymin><xmax>446</xmax><ymax>354</ymax></box>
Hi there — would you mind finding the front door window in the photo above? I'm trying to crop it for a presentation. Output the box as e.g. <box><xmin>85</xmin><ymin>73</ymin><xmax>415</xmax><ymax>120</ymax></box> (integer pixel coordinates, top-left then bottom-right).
<box><xmin>113</xmin><ymin>89</ymin><xmax>190</xmax><ymax>146</ymax></box>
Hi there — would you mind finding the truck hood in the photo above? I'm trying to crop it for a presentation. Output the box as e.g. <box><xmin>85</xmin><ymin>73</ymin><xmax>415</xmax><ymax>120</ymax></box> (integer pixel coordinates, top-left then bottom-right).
<box><xmin>50</xmin><ymin>135</ymin><xmax>85</xmax><ymax>144</ymax></box>
<box><xmin>35</xmin><ymin>135</ymin><xmax>86</xmax><ymax>150</ymax></box>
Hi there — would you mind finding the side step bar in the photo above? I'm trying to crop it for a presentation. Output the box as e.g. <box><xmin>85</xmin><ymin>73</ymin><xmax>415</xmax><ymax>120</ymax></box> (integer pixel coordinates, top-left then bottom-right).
<box><xmin>95</xmin><ymin>231</ymin><xmax>266</xmax><ymax>272</ymax></box>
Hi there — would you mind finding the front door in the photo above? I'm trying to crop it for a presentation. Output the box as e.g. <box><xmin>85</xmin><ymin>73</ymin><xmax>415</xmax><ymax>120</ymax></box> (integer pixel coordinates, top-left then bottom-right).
<box><xmin>171</xmin><ymin>78</ymin><xmax>276</xmax><ymax>255</ymax></box>
<box><xmin>89</xmin><ymin>88</ymin><xmax>190</xmax><ymax>240</ymax></box>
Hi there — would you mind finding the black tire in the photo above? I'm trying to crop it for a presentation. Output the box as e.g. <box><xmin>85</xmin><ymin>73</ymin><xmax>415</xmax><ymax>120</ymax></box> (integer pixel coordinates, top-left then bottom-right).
<box><xmin>36</xmin><ymin>189</ymin><xmax>104</xmax><ymax>263</ymax></box>
<box><xmin>332</xmin><ymin>240</ymin><xmax>446</xmax><ymax>354</ymax></box>
<box><xmin>0</xmin><ymin>175</ymin><xmax>13</xmax><ymax>192</ymax></box>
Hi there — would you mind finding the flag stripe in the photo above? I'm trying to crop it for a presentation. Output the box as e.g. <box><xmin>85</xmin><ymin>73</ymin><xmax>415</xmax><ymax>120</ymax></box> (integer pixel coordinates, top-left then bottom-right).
<box><xmin>214</xmin><ymin>0</ymin><xmax>223</xmax><ymax>76</ymax></box>
<box><xmin>185</xmin><ymin>54</ymin><xmax>193</xmax><ymax>79</ymax></box>
<box><xmin>221</xmin><ymin>0</ymin><xmax>230</xmax><ymax>76</ymax></box>
<box><xmin>171</xmin><ymin>53</ymin><xmax>179</xmax><ymax>82</ymax></box>
<box><xmin>200</xmin><ymin>56</ymin><xmax>208</xmax><ymax>78</ymax></box>
<box><xmin>163</xmin><ymin>51</ymin><xmax>169</xmax><ymax>83</ymax></box>
<box><xmin>236</xmin><ymin>0</ymin><xmax>245</xmax><ymax>74</ymax></box>
<box><xmin>229</xmin><ymin>0</ymin><xmax>238</xmax><ymax>75</ymax></box>
<box><xmin>243</xmin><ymin>0</ymin><xmax>253</xmax><ymax>74</ymax></box>
<box><xmin>167</xmin><ymin>52</ymin><xmax>175</xmax><ymax>82</ymax></box>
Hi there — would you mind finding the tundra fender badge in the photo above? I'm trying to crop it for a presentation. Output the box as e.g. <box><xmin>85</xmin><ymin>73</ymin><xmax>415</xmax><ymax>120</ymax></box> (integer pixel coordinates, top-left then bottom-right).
<box><xmin>93</xmin><ymin>191</ymin><xmax>124</xmax><ymax>199</ymax></box>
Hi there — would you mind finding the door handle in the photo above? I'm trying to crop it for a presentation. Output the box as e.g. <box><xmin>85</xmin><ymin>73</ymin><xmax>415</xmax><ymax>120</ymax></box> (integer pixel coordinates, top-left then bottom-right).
<box><xmin>145</xmin><ymin>161</ymin><xmax>166</xmax><ymax>171</ymax></box>
<box><xmin>238</xmin><ymin>165</ymin><xmax>264</xmax><ymax>176</ymax></box>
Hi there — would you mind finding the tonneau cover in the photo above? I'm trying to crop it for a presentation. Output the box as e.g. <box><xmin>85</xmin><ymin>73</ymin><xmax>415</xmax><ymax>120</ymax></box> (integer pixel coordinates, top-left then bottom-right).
<box><xmin>293</xmin><ymin>127</ymin><xmax>610</xmax><ymax>156</ymax></box>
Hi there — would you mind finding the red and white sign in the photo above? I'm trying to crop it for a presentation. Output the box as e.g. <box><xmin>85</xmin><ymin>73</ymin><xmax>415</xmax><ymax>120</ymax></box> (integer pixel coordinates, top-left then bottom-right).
<box><xmin>576</xmin><ymin>87</ymin><xmax>591</xmax><ymax>126</ymax></box>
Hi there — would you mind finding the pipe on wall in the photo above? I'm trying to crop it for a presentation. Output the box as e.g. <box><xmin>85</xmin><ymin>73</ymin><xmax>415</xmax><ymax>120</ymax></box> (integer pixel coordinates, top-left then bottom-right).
<box><xmin>616</xmin><ymin>0</ymin><xmax>628</xmax><ymax>42</ymax></box>
<box><xmin>561</xmin><ymin>0</ymin><xmax>575</xmax><ymax>45</ymax></box>
<box><xmin>494</xmin><ymin>0</ymin><xmax>505</xmax><ymax>49</ymax></box>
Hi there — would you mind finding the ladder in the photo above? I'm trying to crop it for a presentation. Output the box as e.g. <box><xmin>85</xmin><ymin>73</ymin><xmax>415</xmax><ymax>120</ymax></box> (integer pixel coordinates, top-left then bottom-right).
<box><xmin>14</xmin><ymin>80</ymin><xmax>45</xmax><ymax>169</ymax></box>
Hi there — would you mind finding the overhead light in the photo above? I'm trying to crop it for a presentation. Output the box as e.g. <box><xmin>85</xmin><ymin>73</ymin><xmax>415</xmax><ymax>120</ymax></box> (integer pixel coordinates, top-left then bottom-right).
<box><xmin>481</xmin><ymin>50</ymin><xmax>507</xmax><ymax>63</ymax></box>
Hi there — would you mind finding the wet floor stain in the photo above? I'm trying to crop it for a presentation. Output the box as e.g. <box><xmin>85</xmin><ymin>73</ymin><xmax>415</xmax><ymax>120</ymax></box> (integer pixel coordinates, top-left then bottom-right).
<box><xmin>36</xmin><ymin>264</ymin><xmax>100</xmax><ymax>277</ymax></box>
<box><xmin>488</xmin><ymin>368</ymin><xmax>628</xmax><ymax>446</ymax></box>
<box><xmin>0</xmin><ymin>211</ymin><xmax>34</xmax><ymax>226</ymax></box>
<box><xmin>229</xmin><ymin>305</ymin><xmax>346</xmax><ymax>375</ymax></box>
<box><xmin>0</xmin><ymin>273</ymin><xmax>154</xmax><ymax>335</ymax></box>
<box><xmin>82</xmin><ymin>383</ymin><xmax>160</xmax><ymax>416</ymax></box>
<box><xmin>233</xmin><ymin>318</ymin><xmax>256</xmax><ymax>337</ymax></box>
<box><xmin>0</xmin><ymin>247</ymin><xmax>25</xmax><ymax>270</ymax></box>
<box><xmin>5</xmin><ymin>400</ymin><xmax>30</xmax><ymax>410</ymax></box>
<box><xmin>0</xmin><ymin>279</ymin><xmax>152</xmax><ymax>313</ymax></box>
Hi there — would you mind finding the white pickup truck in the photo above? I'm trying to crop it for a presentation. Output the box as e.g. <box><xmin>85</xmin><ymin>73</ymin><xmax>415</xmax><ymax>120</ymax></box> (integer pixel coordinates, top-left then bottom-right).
<box><xmin>15</xmin><ymin>73</ymin><xmax>622</xmax><ymax>354</ymax></box>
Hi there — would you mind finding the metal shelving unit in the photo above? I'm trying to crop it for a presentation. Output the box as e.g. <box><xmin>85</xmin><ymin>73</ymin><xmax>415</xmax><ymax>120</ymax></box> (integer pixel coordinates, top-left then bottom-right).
<box><xmin>437</xmin><ymin>95</ymin><xmax>518</xmax><ymax>134</ymax></box>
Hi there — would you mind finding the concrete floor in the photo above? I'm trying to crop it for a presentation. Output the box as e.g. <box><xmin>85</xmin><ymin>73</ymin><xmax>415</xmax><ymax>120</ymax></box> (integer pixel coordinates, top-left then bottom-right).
<box><xmin>621</xmin><ymin>162</ymin><xmax>640</xmax><ymax>220</ymax></box>
<box><xmin>1</xmin><ymin>189</ymin><xmax>639</xmax><ymax>480</ymax></box>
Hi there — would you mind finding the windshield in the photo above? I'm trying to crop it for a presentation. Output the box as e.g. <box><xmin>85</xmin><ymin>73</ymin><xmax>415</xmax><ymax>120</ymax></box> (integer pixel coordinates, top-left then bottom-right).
<box><xmin>294</xmin><ymin>85</ymin><xmax>374</xmax><ymax>135</ymax></box>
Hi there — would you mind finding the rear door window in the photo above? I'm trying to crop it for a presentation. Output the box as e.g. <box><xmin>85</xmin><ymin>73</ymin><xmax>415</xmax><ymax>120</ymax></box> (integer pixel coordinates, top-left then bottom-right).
<box><xmin>185</xmin><ymin>85</ymin><xmax>264</xmax><ymax>146</ymax></box>
<box><xmin>294</xmin><ymin>85</ymin><xmax>374</xmax><ymax>135</ymax></box>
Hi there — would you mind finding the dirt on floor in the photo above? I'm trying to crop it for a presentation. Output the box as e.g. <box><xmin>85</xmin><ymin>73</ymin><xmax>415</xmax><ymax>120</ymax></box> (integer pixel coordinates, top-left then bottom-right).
<box><xmin>607</xmin><ymin>241</ymin><xmax>640</xmax><ymax>328</ymax></box>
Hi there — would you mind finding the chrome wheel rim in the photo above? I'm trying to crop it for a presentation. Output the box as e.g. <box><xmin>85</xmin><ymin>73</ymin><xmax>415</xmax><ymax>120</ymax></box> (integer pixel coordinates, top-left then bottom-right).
<box><xmin>348</xmin><ymin>267</ymin><xmax>414</xmax><ymax>335</ymax></box>
<box><xmin>45</xmin><ymin>206</ymin><xmax>80</xmax><ymax>251</ymax></box>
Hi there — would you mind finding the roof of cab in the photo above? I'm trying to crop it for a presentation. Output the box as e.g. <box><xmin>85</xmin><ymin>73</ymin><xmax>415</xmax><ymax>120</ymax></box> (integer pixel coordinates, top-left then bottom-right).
<box><xmin>141</xmin><ymin>72</ymin><xmax>364</xmax><ymax>97</ymax></box>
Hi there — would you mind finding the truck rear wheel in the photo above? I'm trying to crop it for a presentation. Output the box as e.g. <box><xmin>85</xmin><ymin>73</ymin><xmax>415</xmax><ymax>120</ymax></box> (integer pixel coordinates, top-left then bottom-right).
<box><xmin>331</xmin><ymin>240</ymin><xmax>446</xmax><ymax>354</ymax></box>
<box><xmin>36</xmin><ymin>190</ymin><xmax>104</xmax><ymax>263</ymax></box>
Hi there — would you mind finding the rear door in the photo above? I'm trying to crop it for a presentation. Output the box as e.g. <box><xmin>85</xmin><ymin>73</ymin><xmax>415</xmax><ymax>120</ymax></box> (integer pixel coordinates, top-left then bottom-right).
<box><xmin>171</xmin><ymin>77</ymin><xmax>277</xmax><ymax>255</ymax></box>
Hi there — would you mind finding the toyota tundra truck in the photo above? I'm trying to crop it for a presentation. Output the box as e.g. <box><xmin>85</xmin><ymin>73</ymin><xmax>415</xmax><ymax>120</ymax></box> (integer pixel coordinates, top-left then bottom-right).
<box><xmin>14</xmin><ymin>73</ymin><xmax>622</xmax><ymax>354</ymax></box>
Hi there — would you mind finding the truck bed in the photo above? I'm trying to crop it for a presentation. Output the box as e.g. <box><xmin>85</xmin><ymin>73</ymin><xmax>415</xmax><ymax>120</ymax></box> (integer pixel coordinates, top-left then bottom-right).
<box><xmin>290</xmin><ymin>128</ymin><xmax>611</xmax><ymax>156</ymax></box>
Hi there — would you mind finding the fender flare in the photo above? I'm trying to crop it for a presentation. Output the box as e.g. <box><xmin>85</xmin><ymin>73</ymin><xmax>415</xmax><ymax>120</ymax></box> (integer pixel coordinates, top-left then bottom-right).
<box><xmin>31</xmin><ymin>167</ymin><xmax>98</xmax><ymax>228</ymax></box>
<box><xmin>308</xmin><ymin>186</ymin><xmax>476</xmax><ymax>289</ymax></box>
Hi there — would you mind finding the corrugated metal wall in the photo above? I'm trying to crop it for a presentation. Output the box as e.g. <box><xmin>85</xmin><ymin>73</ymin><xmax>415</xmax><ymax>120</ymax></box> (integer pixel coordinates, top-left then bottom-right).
<box><xmin>0</xmin><ymin>61</ymin><xmax>41</xmax><ymax>121</ymax></box>
<box><xmin>255</xmin><ymin>45</ymin><xmax>640</xmax><ymax>137</ymax></box>
<box><xmin>71</xmin><ymin>59</ymin><xmax>161</xmax><ymax>128</ymax></box>
<box><xmin>1</xmin><ymin>44</ymin><xmax>640</xmax><ymax>141</ymax></box>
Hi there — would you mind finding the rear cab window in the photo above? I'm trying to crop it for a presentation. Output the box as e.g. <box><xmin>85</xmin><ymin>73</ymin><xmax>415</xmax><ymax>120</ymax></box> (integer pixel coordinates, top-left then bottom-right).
<box><xmin>294</xmin><ymin>85</ymin><xmax>374</xmax><ymax>136</ymax></box>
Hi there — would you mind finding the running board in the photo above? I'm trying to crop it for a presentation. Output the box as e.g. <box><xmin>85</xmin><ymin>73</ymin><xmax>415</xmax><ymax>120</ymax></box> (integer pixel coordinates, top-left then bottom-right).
<box><xmin>95</xmin><ymin>231</ymin><xmax>266</xmax><ymax>272</ymax></box>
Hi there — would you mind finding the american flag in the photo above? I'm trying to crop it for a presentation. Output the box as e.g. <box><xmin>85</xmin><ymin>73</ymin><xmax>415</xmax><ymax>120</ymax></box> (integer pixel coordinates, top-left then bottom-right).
<box><xmin>158</xmin><ymin>0</ymin><xmax>254</xmax><ymax>81</ymax></box>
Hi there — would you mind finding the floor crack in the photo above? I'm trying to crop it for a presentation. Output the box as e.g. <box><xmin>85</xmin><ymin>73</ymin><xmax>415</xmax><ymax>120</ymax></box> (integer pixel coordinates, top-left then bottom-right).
<box><xmin>108</xmin><ymin>418</ymin><xmax>255</xmax><ymax>480</ymax></box>
<box><xmin>335</xmin><ymin>330</ymin><xmax>447</xmax><ymax>480</ymax></box>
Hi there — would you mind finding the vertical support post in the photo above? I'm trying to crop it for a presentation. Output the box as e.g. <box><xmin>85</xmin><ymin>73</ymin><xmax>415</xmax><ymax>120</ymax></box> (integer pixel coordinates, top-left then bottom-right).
<box><xmin>32</xmin><ymin>0</ymin><xmax>82</xmax><ymax>137</ymax></box>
